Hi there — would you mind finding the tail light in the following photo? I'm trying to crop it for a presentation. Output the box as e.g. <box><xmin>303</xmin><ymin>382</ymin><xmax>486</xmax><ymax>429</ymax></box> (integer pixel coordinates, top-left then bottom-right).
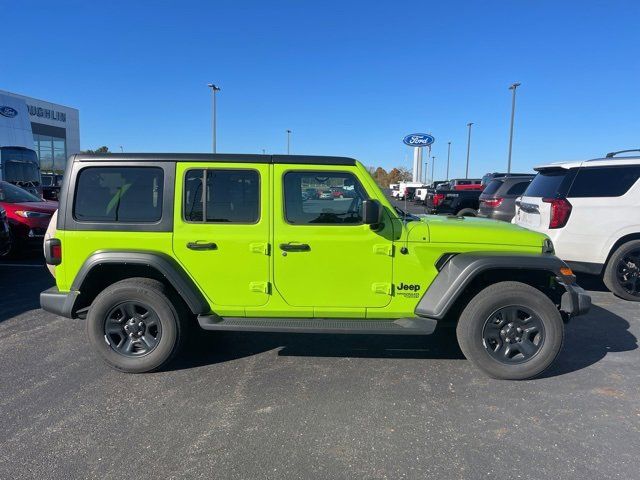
<box><xmin>481</xmin><ymin>197</ymin><xmax>503</xmax><ymax>208</ymax></box>
<box><xmin>433</xmin><ymin>193</ymin><xmax>445</xmax><ymax>206</ymax></box>
<box><xmin>44</xmin><ymin>238</ymin><xmax>62</xmax><ymax>265</ymax></box>
<box><xmin>543</xmin><ymin>198</ymin><xmax>572</xmax><ymax>229</ymax></box>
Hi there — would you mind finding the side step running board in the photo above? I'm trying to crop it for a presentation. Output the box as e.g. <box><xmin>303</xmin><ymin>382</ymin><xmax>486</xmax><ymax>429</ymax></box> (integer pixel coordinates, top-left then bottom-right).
<box><xmin>197</xmin><ymin>316</ymin><xmax>437</xmax><ymax>335</ymax></box>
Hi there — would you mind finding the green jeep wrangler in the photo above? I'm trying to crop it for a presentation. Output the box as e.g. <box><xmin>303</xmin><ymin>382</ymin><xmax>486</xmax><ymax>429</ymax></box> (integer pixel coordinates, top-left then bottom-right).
<box><xmin>40</xmin><ymin>153</ymin><xmax>590</xmax><ymax>379</ymax></box>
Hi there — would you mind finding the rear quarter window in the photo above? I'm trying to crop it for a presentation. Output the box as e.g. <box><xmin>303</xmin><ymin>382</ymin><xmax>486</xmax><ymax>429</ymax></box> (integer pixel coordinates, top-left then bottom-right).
<box><xmin>73</xmin><ymin>167</ymin><xmax>163</xmax><ymax>222</ymax></box>
<box><xmin>568</xmin><ymin>165</ymin><xmax>640</xmax><ymax>197</ymax></box>
<box><xmin>505</xmin><ymin>180</ymin><xmax>531</xmax><ymax>196</ymax></box>
<box><xmin>482</xmin><ymin>179</ymin><xmax>503</xmax><ymax>195</ymax></box>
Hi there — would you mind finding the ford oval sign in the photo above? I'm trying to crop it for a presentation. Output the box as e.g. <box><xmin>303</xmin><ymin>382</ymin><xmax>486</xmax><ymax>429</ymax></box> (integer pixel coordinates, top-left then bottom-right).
<box><xmin>403</xmin><ymin>133</ymin><xmax>434</xmax><ymax>147</ymax></box>
<box><xmin>0</xmin><ymin>106</ymin><xmax>18</xmax><ymax>118</ymax></box>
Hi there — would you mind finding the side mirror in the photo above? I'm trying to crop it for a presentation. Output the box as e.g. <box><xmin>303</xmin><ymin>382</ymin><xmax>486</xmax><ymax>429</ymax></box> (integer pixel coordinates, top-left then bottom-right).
<box><xmin>362</xmin><ymin>199</ymin><xmax>383</xmax><ymax>226</ymax></box>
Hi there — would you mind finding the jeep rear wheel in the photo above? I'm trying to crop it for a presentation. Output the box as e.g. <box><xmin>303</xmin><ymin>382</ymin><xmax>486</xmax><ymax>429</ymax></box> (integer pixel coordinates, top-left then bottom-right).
<box><xmin>456</xmin><ymin>281</ymin><xmax>564</xmax><ymax>380</ymax></box>
<box><xmin>86</xmin><ymin>278</ymin><xmax>186</xmax><ymax>373</ymax></box>
<box><xmin>603</xmin><ymin>240</ymin><xmax>640</xmax><ymax>301</ymax></box>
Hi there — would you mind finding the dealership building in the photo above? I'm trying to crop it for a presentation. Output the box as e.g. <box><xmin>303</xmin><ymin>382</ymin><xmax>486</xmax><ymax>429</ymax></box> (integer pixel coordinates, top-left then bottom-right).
<box><xmin>0</xmin><ymin>89</ymin><xmax>80</xmax><ymax>174</ymax></box>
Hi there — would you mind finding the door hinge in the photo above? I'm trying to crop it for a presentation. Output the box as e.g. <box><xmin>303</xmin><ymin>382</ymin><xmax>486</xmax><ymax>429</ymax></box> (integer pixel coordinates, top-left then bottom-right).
<box><xmin>371</xmin><ymin>282</ymin><xmax>392</xmax><ymax>295</ymax></box>
<box><xmin>249</xmin><ymin>281</ymin><xmax>271</xmax><ymax>294</ymax></box>
<box><xmin>373</xmin><ymin>244</ymin><xmax>394</xmax><ymax>256</ymax></box>
<box><xmin>249</xmin><ymin>242</ymin><xmax>270</xmax><ymax>255</ymax></box>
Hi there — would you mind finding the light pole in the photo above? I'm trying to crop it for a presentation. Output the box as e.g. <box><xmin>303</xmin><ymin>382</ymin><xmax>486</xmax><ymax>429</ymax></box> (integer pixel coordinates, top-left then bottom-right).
<box><xmin>446</xmin><ymin>141</ymin><xmax>451</xmax><ymax>180</ymax></box>
<box><xmin>507</xmin><ymin>82</ymin><xmax>521</xmax><ymax>174</ymax></box>
<box><xmin>207</xmin><ymin>83</ymin><xmax>221</xmax><ymax>153</ymax></box>
<box><xmin>119</xmin><ymin>146</ymin><xmax>123</xmax><ymax>153</ymax></box>
<box><xmin>286</xmin><ymin>129</ymin><xmax>292</xmax><ymax>154</ymax></box>
<box><xmin>431</xmin><ymin>156</ymin><xmax>436</xmax><ymax>185</ymax></box>
<box><xmin>262</xmin><ymin>149</ymin><xmax>266</xmax><ymax>155</ymax></box>
<box><xmin>424</xmin><ymin>161</ymin><xmax>428</xmax><ymax>184</ymax></box>
<box><xmin>465</xmin><ymin>122</ymin><xmax>473</xmax><ymax>179</ymax></box>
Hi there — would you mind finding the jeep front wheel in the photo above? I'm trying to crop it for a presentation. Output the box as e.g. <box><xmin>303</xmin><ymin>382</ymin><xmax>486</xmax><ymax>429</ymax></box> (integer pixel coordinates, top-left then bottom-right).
<box><xmin>86</xmin><ymin>278</ymin><xmax>186</xmax><ymax>373</ymax></box>
<box><xmin>456</xmin><ymin>281</ymin><xmax>564</xmax><ymax>380</ymax></box>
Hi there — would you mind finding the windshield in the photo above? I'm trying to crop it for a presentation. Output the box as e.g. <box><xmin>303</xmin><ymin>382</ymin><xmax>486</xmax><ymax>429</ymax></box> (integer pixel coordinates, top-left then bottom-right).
<box><xmin>0</xmin><ymin>181</ymin><xmax>43</xmax><ymax>203</ymax></box>
<box><xmin>1</xmin><ymin>148</ymin><xmax>41</xmax><ymax>185</ymax></box>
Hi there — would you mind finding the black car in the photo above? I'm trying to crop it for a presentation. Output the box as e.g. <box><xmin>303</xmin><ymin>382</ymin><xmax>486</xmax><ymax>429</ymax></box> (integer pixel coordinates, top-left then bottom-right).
<box><xmin>0</xmin><ymin>206</ymin><xmax>11</xmax><ymax>257</ymax></box>
<box><xmin>41</xmin><ymin>173</ymin><xmax>64</xmax><ymax>201</ymax></box>
<box><xmin>478</xmin><ymin>175</ymin><xmax>533</xmax><ymax>222</ymax></box>
<box><xmin>426</xmin><ymin>189</ymin><xmax>482</xmax><ymax>216</ymax></box>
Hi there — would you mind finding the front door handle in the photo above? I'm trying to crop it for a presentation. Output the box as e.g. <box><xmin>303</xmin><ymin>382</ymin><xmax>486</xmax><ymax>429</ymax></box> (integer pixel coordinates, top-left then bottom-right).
<box><xmin>187</xmin><ymin>241</ymin><xmax>217</xmax><ymax>251</ymax></box>
<box><xmin>279</xmin><ymin>243</ymin><xmax>310</xmax><ymax>252</ymax></box>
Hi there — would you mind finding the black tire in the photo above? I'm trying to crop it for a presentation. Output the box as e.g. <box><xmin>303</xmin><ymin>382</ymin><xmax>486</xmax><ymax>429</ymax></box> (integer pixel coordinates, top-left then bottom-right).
<box><xmin>457</xmin><ymin>208</ymin><xmax>478</xmax><ymax>217</ymax></box>
<box><xmin>456</xmin><ymin>281</ymin><xmax>564</xmax><ymax>380</ymax></box>
<box><xmin>86</xmin><ymin>278</ymin><xmax>187</xmax><ymax>373</ymax></box>
<box><xmin>603</xmin><ymin>240</ymin><xmax>640</xmax><ymax>302</ymax></box>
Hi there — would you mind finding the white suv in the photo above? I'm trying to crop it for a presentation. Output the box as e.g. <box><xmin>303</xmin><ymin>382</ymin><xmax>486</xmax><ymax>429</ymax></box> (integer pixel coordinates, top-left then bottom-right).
<box><xmin>514</xmin><ymin>150</ymin><xmax>640</xmax><ymax>301</ymax></box>
<box><xmin>414</xmin><ymin>187</ymin><xmax>429</xmax><ymax>203</ymax></box>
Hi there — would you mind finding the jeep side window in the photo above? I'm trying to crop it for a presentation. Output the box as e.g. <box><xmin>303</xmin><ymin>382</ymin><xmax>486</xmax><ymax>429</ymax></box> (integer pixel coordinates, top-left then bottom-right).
<box><xmin>283</xmin><ymin>171</ymin><xmax>368</xmax><ymax>225</ymax></box>
<box><xmin>183</xmin><ymin>169</ymin><xmax>259</xmax><ymax>223</ymax></box>
<box><xmin>73</xmin><ymin>167</ymin><xmax>163</xmax><ymax>222</ymax></box>
<box><xmin>568</xmin><ymin>166</ymin><xmax>640</xmax><ymax>198</ymax></box>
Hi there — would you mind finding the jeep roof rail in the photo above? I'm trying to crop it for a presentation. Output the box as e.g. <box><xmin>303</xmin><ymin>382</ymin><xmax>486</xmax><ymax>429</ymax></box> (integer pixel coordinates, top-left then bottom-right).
<box><xmin>604</xmin><ymin>149</ymin><xmax>640</xmax><ymax>158</ymax></box>
<box><xmin>73</xmin><ymin>153</ymin><xmax>357</xmax><ymax>166</ymax></box>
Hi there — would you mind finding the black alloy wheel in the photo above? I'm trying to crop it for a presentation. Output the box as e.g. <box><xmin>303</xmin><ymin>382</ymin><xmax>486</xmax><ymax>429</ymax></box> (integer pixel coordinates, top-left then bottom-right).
<box><xmin>456</xmin><ymin>281</ymin><xmax>564</xmax><ymax>380</ymax></box>
<box><xmin>481</xmin><ymin>306</ymin><xmax>545</xmax><ymax>364</ymax></box>
<box><xmin>104</xmin><ymin>301</ymin><xmax>162</xmax><ymax>356</ymax></box>
<box><xmin>604</xmin><ymin>240</ymin><xmax>640</xmax><ymax>302</ymax></box>
<box><xmin>616</xmin><ymin>248</ymin><xmax>640</xmax><ymax>297</ymax></box>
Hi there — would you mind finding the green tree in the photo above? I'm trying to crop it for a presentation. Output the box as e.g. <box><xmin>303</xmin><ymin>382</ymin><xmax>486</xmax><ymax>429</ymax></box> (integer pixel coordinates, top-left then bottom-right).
<box><xmin>81</xmin><ymin>146</ymin><xmax>110</xmax><ymax>154</ymax></box>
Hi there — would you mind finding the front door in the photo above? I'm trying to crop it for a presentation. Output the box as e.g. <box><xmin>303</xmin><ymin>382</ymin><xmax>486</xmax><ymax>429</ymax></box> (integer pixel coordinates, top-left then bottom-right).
<box><xmin>173</xmin><ymin>162</ymin><xmax>270</xmax><ymax>308</ymax></box>
<box><xmin>273</xmin><ymin>165</ymin><xmax>393</xmax><ymax>310</ymax></box>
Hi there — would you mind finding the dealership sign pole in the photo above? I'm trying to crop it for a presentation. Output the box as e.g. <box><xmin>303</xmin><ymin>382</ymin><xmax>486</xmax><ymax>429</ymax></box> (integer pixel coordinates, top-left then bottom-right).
<box><xmin>403</xmin><ymin>133</ymin><xmax>435</xmax><ymax>183</ymax></box>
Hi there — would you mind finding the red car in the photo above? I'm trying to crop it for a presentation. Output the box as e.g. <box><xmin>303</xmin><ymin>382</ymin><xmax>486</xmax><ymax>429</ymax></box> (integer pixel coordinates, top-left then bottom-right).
<box><xmin>0</xmin><ymin>181</ymin><xmax>57</xmax><ymax>255</ymax></box>
<box><xmin>330</xmin><ymin>187</ymin><xmax>345</xmax><ymax>198</ymax></box>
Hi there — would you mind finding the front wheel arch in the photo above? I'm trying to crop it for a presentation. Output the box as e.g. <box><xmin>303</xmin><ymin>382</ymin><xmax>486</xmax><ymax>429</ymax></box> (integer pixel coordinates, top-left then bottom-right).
<box><xmin>418</xmin><ymin>265</ymin><xmax>564</xmax><ymax>324</ymax></box>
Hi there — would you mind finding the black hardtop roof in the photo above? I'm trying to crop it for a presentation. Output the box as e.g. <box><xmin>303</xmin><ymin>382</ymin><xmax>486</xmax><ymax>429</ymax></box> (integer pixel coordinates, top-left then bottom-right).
<box><xmin>72</xmin><ymin>153</ymin><xmax>357</xmax><ymax>166</ymax></box>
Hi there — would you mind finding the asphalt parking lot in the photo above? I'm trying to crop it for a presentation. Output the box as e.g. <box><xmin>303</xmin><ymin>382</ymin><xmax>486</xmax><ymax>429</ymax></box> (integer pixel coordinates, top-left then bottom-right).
<box><xmin>1</xmin><ymin>229</ymin><xmax>639</xmax><ymax>479</ymax></box>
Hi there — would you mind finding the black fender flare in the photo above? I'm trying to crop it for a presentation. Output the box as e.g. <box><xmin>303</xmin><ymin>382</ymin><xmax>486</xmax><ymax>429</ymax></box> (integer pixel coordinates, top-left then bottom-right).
<box><xmin>414</xmin><ymin>252</ymin><xmax>574</xmax><ymax>319</ymax></box>
<box><xmin>71</xmin><ymin>251</ymin><xmax>210</xmax><ymax>314</ymax></box>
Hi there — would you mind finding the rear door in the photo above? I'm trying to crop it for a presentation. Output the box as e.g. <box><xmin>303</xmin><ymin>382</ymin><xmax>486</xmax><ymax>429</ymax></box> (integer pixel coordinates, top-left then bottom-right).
<box><xmin>563</xmin><ymin>163</ymin><xmax>640</xmax><ymax>263</ymax></box>
<box><xmin>172</xmin><ymin>162</ymin><xmax>270</xmax><ymax>308</ymax></box>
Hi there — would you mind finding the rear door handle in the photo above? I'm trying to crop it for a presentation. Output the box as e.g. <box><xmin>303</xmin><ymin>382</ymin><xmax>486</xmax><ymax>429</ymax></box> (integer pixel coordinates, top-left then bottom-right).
<box><xmin>187</xmin><ymin>242</ymin><xmax>217</xmax><ymax>251</ymax></box>
<box><xmin>279</xmin><ymin>243</ymin><xmax>310</xmax><ymax>252</ymax></box>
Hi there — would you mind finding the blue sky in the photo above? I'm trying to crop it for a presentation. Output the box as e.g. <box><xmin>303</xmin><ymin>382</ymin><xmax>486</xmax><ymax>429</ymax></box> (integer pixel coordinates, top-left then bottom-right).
<box><xmin>2</xmin><ymin>0</ymin><xmax>639</xmax><ymax>178</ymax></box>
